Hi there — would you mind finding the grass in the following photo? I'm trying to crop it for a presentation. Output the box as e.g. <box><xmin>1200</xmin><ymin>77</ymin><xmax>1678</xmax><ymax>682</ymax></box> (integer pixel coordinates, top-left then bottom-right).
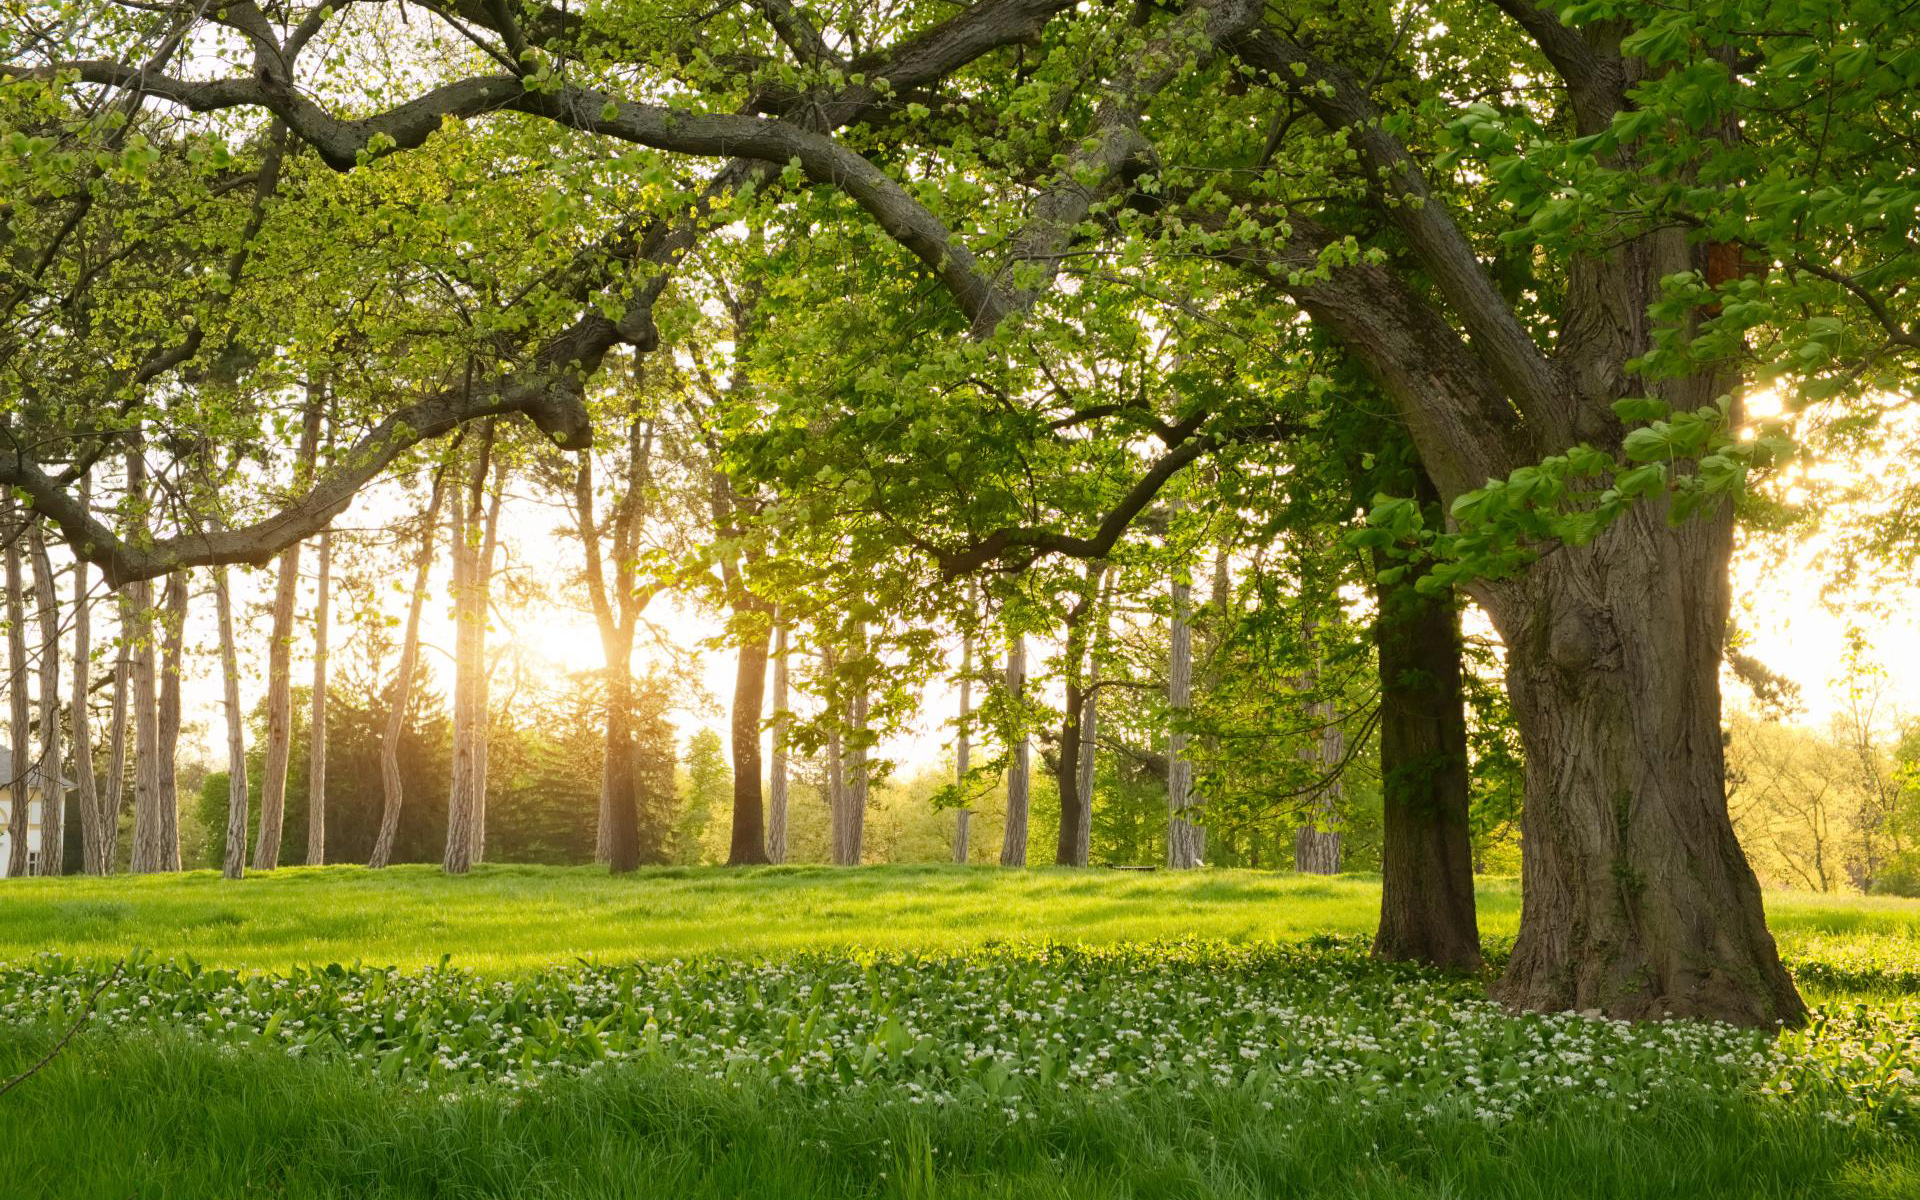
<box><xmin>2</xmin><ymin>865</ymin><xmax>1918</xmax><ymax>1198</ymax></box>
<box><xmin>3</xmin><ymin>862</ymin><xmax>1917</xmax><ymax>973</ymax></box>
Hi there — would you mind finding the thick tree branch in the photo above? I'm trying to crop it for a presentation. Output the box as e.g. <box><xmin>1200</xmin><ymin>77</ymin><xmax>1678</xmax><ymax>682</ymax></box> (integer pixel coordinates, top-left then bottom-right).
<box><xmin>1228</xmin><ymin>28</ymin><xmax>1562</xmax><ymax>423</ymax></box>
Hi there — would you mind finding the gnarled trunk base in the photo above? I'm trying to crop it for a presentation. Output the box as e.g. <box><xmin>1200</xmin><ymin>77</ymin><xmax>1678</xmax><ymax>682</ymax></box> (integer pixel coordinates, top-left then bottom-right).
<box><xmin>1485</xmin><ymin>508</ymin><xmax>1803</xmax><ymax>1026</ymax></box>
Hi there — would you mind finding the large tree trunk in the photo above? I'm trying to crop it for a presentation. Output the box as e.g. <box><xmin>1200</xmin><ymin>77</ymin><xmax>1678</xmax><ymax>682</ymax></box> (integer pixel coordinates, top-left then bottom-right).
<box><xmin>5</xmin><ymin>511</ymin><xmax>32</xmax><ymax>878</ymax></box>
<box><xmin>768</xmin><ymin>622</ymin><xmax>789</xmax><ymax>864</ymax></box>
<box><xmin>371</xmin><ymin>470</ymin><xmax>447</xmax><ymax>870</ymax></box>
<box><xmin>306</xmin><ymin>530</ymin><xmax>330</xmax><ymax>865</ymax></box>
<box><xmin>725</xmin><ymin>606</ymin><xmax>772</xmax><ymax>866</ymax></box>
<box><xmin>155</xmin><ymin>573</ymin><xmax>186</xmax><ymax>871</ymax></box>
<box><xmin>1370</xmin><ymin>487</ymin><xmax>1481</xmax><ymax>970</ymax></box>
<box><xmin>1483</xmin><ymin>503</ymin><xmax>1802</xmax><ymax>1022</ymax></box>
<box><xmin>29</xmin><ymin>526</ymin><xmax>62</xmax><ymax>874</ymax></box>
<box><xmin>999</xmin><ymin>634</ymin><xmax>1029</xmax><ymax>867</ymax></box>
<box><xmin>1167</xmin><ymin>568</ymin><xmax>1202</xmax><ymax>868</ymax></box>
<box><xmin>214</xmin><ymin>567</ymin><xmax>250</xmax><ymax>880</ymax></box>
<box><xmin>71</xmin><ymin>498</ymin><xmax>107</xmax><ymax>876</ymax></box>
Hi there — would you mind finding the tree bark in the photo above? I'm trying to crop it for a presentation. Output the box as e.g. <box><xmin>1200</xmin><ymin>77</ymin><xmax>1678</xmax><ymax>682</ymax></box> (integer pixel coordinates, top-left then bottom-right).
<box><xmin>256</xmin><ymin>388</ymin><xmax>324</xmax><ymax>870</ymax></box>
<box><xmin>29</xmin><ymin>525</ymin><xmax>62</xmax><ymax>874</ymax></box>
<box><xmin>726</xmin><ymin>604</ymin><xmax>773</xmax><ymax>866</ymax></box>
<box><xmin>768</xmin><ymin>621</ymin><xmax>789</xmax><ymax>864</ymax></box>
<box><xmin>5</xmin><ymin>510</ymin><xmax>32</xmax><ymax>878</ymax></box>
<box><xmin>71</xmin><ymin>490</ymin><xmax>107</xmax><ymax>876</ymax></box>
<box><xmin>1370</xmin><ymin>474</ymin><xmax>1481</xmax><ymax>969</ymax></box>
<box><xmin>306</xmin><ymin>530</ymin><xmax>330</xmax><ymax>865</ymax></box>
<box><xmin>215</xmin><ymin>567</ymin><xmax>250</xmax><ymax>880</ymax></box>
<box><xmin>371</xmin><ymin>468</ymin><xmax>448</xmax><ymax>869</ymax></box>
<box><xmin>1167</xmin><ymin>567</ymin><xmax>1202</xmax><ymax>868</ymax></box>
<box><xmin>1000</xmin><ymin>633</ymin><xmax>1029</xmax><ymax>867</ymax></box>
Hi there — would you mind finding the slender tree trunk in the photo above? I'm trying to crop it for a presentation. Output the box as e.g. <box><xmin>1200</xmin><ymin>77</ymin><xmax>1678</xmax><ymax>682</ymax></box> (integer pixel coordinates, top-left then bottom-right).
<box><xmin>155</xmin><ymin>573</ymin><xmax>185</xmax><ymax>871</ymax></box>
<box><xmin>726</xmin><ymin>606</ymin><xmax>773</xmax><ymax>866</ymax></box>
<box><xmin>1484</xmin><ymin>503</ymin><xmax>1803</xmax><ymax>1022</ymax></box>
<box><xmin>443</xmin><ymin>455</ymin><xmax>477</xmax><ymax>874</ymax></box>
<box><xmin>1055</xmin><ymin>675</ymin><xmax>1086</xmax><ymax>866</ymax></box>
<box><xmin>253</xmin><ymin>548</ymin><xmax>301</xmax><ymax>868</ymax></box>
<box><xmin>1167</xmin><ymin>569</ymin><xmax>1202</xmax><ymax>868</ymax></box>
<box><xmin>1076</xmin><ymin>570</ymin><xmax>1112</xmax><ymax>868</ymax></box>
<box><xmin>469</xmin><ymin>464</ymin><xmax>504</xmax><ymax>866</ymax></box>
<box><xmin>71</xmin><ymin>496</ymin><xmax>106</xmax><ymax>876</ymax></box>
<box><xmin>768</xmin><ymin>622</ymin><xmax>789</xmax><ymax>864</ymax></box>
<box><xmin>954</xmin><ymin>628</ymin><xmax>972</xmax><ymax>864</ymax></box>
<box><xmin>306</xmin><ymin>530</ymin><xmax>330</xmax><ymax>865</ymax></box>
<box><xmin>1369</xmin><ymin>467</ymin><xmax>1480</xmax><ymax>969</ymax></box>
<box><xmin>1000</xmin><ymin>633</ymin><xmax>1029</xmax><ymax>867</ymax></box>
<box><xmin>826</xmin><ymin>706</ymin><xmax>846</xmax><ymax>864</ymax></box>
<box><xmin>29</xmin><ymin>526</ymin><xmax>62</xmax><ymax>874</ymax></box>
<box><xmin>215</xmin><ymin>567</ymin><xmax>250</xmax><ymax>880</ymax></box>
<box><xmin>576</xmin><ymin>425</ymin><xmax>653</xmax><ymax>873</ymax></box>
<box><xmin>841</xmin><ymin>623</ymin><xmax>869</xmax><ymax>866</ymax></box>
<box><xmin>371</xmin><ymin>471</ymin><xmax>447</xmax><ymax>869</ymax></box>
<box><xmin>255</xmin><ymin>390</ymin><xmax>322</xmax><ymax>870</ymax></box>
<box><xmin>125</xmin><ymin>578</ymin><xmax>164</xmax><ymax>873</ymax></box>
<box><xmin>103</xmin><ymin>613</ymin><xmax>128</xmax><ymax>873</ymax></box>
<box><xmin>5</xmin><ymin>514</ymin><xmax>32</xmax><ymax>878</ymax></box>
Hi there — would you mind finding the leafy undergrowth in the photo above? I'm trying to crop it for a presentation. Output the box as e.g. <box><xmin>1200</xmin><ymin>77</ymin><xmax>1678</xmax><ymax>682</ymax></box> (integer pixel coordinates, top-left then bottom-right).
<box><xmin>4</xmin><ymin>939</ymin><xmax>1916</xmax><ymax>1136</ymax></box>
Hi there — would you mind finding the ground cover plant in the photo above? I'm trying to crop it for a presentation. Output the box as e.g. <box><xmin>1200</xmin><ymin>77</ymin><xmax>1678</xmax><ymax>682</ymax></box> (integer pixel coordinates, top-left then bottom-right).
<box><xmin>3</xmin><ymin>868</ymin><xmax>1918</xmax><ymax>1198</ymax></box>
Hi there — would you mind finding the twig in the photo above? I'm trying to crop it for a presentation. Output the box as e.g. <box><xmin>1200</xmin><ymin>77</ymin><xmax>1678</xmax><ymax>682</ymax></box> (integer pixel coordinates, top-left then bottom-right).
<box><xmin>0</xmin><ymin>959</ymin><xmax>125</xmax><ymax>1100</ymax></box>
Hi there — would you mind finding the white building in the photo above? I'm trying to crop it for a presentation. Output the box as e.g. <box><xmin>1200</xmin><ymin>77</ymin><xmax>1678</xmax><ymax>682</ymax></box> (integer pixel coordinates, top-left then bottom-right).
<box><xmin>0</xmin><ymin>747</ymin><xmax>69</xmax><ymax>878</ymax></box>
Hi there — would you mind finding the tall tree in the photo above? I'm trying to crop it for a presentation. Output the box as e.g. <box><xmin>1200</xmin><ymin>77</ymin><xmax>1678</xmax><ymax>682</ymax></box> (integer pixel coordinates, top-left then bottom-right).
<box><xmin>371</xmin><ymin>468</ymin><xmax>449</xmax><ymax>869</ymax></box>
<box><xmin>444</xmin><ymin>425</ymin><xmax>501</xmax><ymax>874</ymax></box>
<box><xmin>27</xmin><ymin>525</ymin><xmax>61</xmax><ymax>874</ymax></box>
<box><xmin>1167</xmin><ymin>562</ymin><xmax>1201</xmax><ymax>868</ymax></box>
<box><xmin>256</xmin><ymin>390</ymin><xmax>325</xmax><ymax>869</ymax></box>
<box><xmin>953</xmin><ymin>626</ymin><xmax>973</xmax><ymax>864</ymax></box>
<box><xmin>70</xmin><ymin>480</ymin><xmax>108</xmax><ymax>876</ymax></box>
<box><xmin>307</xmin><ymin>530</ymin><xmax>331</xmax><ymax>865</ymax></box>
<box><xmin>768</xmin><ymin>621</ymin><xmax>789</xmax><ymax>864</ymax></box>
<box><xmin>4</xmin><ymin>506</ymin><xmax>31</xmax><ymax>877</ymax></box>
<box><xmin>1000</xmin><ymin>633</ymin><xmax>1029</xmax><ymax>867</ymax></box>
<box><xmin>214</xmin><ymin>567</ymin><xmax>250</xmax><ymax>880</ymax></box>
<box><xmin>155</xmin><ymin>573</ymin><xmax>187</xmax><ymax>870</ymax></box>
<box><xmin>103</xmin><ymin>610</ymin><xmax>129</xmax><ymax>873</ymax></box>
<box><xmin>570</xmin><ymin>416</ymin><xmax>662</xmax><ymax>873</ymax></box>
